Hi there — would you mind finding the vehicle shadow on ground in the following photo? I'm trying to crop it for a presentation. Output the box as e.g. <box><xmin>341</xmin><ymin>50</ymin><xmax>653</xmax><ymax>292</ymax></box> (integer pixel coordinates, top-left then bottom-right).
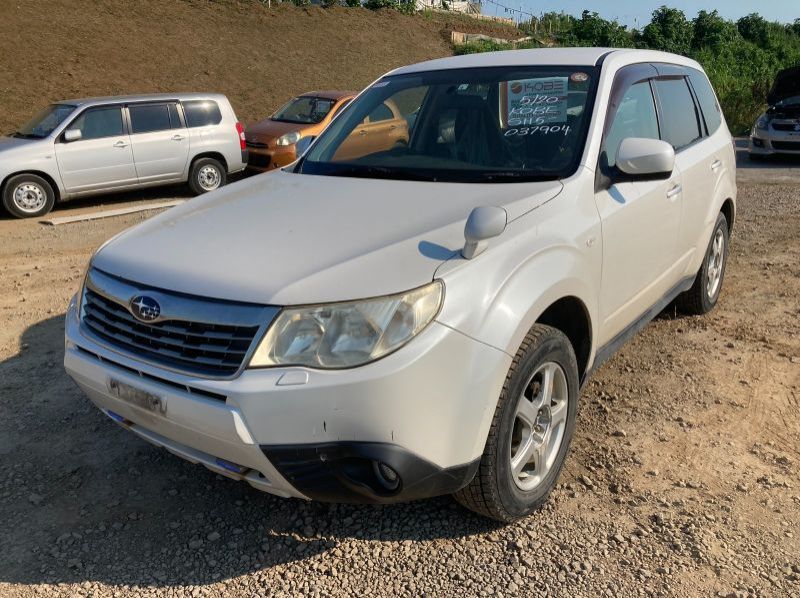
<box><xmin>0</xmin><ymin>315</ymin><xmax>501</xmax><ymax>589</ymax></box>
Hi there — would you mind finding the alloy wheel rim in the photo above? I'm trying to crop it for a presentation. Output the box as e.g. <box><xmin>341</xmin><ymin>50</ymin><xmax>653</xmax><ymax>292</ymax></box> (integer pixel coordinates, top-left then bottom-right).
<box><xmin>198</xmin><ymin>165</ymin><xmax>221</xmax><ymax>191</ymax></box>
<box><xmin>706</xmin><ymin>229</ymin><xmax>725</xmax><ymax>299</ymax></box>
<box><xmin>509</xmin><ymin>361</ymin><xmax>568</xmax><ymax>491</ymax></box>
<box><xmin>13</xmin><ymin>182</ymin><xmax>46</xmax><ymax>213</ymax></box>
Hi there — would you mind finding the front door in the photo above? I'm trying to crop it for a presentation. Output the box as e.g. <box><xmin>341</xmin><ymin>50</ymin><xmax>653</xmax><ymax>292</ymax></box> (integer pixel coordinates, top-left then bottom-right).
<box><xmin>55</xmin><ymin>105</ymin><xmax>137</xmax><ymax>194</ymax></box>
<box><xmin>595</xmin><ymin>80</ymin><xmax>683</xmax><ymax>342</ymax></box>
<box><xmin>127</xmin><ymin>102</ymin><xmax>190</xmax><ymax>183</ymax></box>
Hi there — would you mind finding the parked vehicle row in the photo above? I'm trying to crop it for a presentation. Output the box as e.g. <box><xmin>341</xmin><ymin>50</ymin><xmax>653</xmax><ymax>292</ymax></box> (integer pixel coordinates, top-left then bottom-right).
<box><xmin>0</xmin><ymin>94</ymin><xmax>247</xmax><ymax>218</ymax></box>
<box><xmin>64</xmin><ymin>48</ymin><xmax>736</xmax><ymax>521</ymax></box>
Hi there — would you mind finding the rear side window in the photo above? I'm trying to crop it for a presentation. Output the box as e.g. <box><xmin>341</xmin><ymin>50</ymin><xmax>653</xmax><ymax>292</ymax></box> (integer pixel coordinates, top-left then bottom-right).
<box><xmin>129</xmin><ymin>104</ymin><xmax>172</xmax><ymax>134</ymax></box>
<box><xmin>654</xmin><ymin>78</ymin><xmax>701</xmax><ymax>151</ymax></box>
<box><xmin>603</xmin><ymin>81</ymin><xmax>660</xmax><ymax>170</ymax></box>
<box><xmin>688</xmin><ymin>70</ymin><xmax>722</xmax><ymax>135</ymax></box>
<box><xmin>182</xmin><ymin>100</ymin><xmax>222</xmax><ymax>127</ymax></box>
<box><xmin>68</xmin><ymin>106</ymin><xmax>124</xmax><ymax>140</ymax></box>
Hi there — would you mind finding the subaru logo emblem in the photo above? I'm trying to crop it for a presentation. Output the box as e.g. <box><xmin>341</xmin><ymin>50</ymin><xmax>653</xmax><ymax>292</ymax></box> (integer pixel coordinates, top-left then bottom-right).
<box><xmin>129</xmin><ymin>295</ymin><xmax>161</xmax><ymax>322</ymax></box>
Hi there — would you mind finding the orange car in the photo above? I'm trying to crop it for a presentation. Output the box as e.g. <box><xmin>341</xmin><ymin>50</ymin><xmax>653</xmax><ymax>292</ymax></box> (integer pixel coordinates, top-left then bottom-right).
<box><xmin>244</xmin><ymin>91</ymin><xmax>355</xmax><ymax>172</ymax></box>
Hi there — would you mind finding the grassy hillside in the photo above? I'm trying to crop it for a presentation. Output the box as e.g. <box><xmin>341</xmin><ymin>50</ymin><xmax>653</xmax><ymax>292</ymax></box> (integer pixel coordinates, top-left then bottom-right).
<box><xmin>0</xmin><ymin>0</ymin><xmax>519</xmax><ymax>131</ymax></box>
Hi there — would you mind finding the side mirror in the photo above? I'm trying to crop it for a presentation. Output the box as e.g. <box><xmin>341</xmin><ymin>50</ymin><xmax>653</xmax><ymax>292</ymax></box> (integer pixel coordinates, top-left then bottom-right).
<box><xmin>462</xmin><ymin>206</ymin><xmax>507</xmax><ymax>259</ymax></box>
<box><xmin>616</xmin><ymin>137</ymin><xmax>674</xmax><ymax>178</ymax></box>
<box><xmin>63</xmin><ymin>129</ymin><xmax>82</xmax><ymax>143</ymax></box>
<box><xmin>295</xmin><ymin>135</ymin><xmax>315</xmax><ymax>157</ymax></box>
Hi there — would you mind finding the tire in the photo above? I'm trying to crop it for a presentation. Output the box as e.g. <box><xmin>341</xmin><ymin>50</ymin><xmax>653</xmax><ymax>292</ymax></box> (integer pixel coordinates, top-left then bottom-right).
<box><xmin>2</xmin><ymin>173</ymin><xmax>56</xmax><ymax>218</ymax></box>
<box><xmin>676</xmin><ymin>212</ymin><xmax>729</xmax><ymax>315</ymax></box>
<box><xmin>188</xmin><ymin>157</ymin><xmax>226</xmax><ymax>195</ymax></box>
<box><xmin>748</xmin><ymin>152</ymin><xmax>765</xmax><ymax>162</ymax></box>
<box><xmin>454</xmin><ymin>324</ymin><xmax>580</xmax><ymax>522</ymax></box>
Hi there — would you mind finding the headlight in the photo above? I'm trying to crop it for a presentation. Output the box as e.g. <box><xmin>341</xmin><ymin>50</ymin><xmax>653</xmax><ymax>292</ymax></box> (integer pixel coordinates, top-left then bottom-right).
<box><xmin>75</xmin><ymin>261</ymin><xmax>91</xmax><ymax>322</ymax></box>
<box><xmin>755</xmin><ymin>115</ymin><xmax>769</xmax><ymax>130</ymax></box>
<box><xmin>276</xmin><ymin>131</ymin><xmax>301</xmax><ymax>146</ymax></box>
<box><xmin>249</xmin><ymin>281</ymin><xmax>443</xmax><ymax>369</ymax></box>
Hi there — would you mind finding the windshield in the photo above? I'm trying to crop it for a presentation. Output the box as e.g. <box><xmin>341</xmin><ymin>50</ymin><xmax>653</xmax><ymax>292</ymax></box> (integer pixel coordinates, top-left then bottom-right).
<box><xmin>14</xmin><ymin>104</ymin><xmax>76</xmax><ymax>139</ymax></box>
<box><xmin>272</xmin><ymin>96</ymin><xmax>336</xmax><ymax>124</ymax></box>
<box><xmin>299</xmin><ymin>66</ymin><xmax>598</xmax><ymax>183</ymax></box>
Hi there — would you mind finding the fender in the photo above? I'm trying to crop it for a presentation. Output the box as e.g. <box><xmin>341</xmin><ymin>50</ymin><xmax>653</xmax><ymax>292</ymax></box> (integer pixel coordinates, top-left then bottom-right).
<box><xmin>435</xmin><ymin>192</ymin><xmax>602</xmax><ymax>369</ymax></box>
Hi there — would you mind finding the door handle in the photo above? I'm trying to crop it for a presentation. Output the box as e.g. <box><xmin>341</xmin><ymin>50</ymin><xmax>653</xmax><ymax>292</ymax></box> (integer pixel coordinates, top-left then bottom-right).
<box><xmin>171</xmin><ymin>134</ymin><xmax>185</xmax><ymax>141</ymax></box>
<box><xmin>666</xmin><ymin>183</ymin><xmax>682</xmax><ymax>199</ymax></box>
<box><xmin>358</xmin><ymin>130</ymin><xmax>368</xmax><ymax>136</ymax></box>
<box><xmin>711</xmin><ymin>159</ymin><xmax>722</xmax><ymax>170</ymax></box>
<box><xmin>113</xmin><ymin>140</ymin><xmax>128</xmax><ymax>148</ymax></box>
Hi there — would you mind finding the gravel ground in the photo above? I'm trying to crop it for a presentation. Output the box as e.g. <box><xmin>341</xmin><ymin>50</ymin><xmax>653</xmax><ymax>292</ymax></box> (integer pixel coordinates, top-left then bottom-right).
<box><xmin>0</xmin><ymin>170</ymin><xmax>798</xmax><ymax>597</ymax></box>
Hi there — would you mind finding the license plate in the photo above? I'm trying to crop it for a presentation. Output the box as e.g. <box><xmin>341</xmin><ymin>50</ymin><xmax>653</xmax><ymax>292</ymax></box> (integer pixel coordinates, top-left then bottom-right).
<box><xmin>108</xmin><ymin>378</ymin><xmax>166</xmax><ymax>415</ymax></box>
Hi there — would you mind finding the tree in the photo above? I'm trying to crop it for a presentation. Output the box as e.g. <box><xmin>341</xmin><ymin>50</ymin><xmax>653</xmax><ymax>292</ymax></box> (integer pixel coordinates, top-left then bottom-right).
<box><xmin>737</xmin><ymin>13</ymin><xmax>771</xmax><ymax>46</ymax></box>
<box><xmin>692</xmin><ymin>10</ymin><xmax>738</xmax><ymax>51</ymax></box>
<box><xmin>563</xmin><ymin>10</ymin><xmax>634</xmax><ymax>48</ymax></box>
<box><xmin>640</xmin><ymin>6</ymin><xmax>693</xmax><ymax>55</ymax></box>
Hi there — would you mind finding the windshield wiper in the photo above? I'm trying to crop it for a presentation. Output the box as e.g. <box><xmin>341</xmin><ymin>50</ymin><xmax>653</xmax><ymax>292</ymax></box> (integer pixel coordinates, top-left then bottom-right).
<box><xmin>11</xmin><ymin>131</ymin><xmax>40</xmax><ymax>139</ymax></box>
<box><xmin>327</xmin><ymin>165</ymin><xmax>436</xmax><ymax>182</ymax></box>
<box><xmin>474</xmin><ymin>171</ymin><xmax>559</xmax><ymax>183</ymax></box>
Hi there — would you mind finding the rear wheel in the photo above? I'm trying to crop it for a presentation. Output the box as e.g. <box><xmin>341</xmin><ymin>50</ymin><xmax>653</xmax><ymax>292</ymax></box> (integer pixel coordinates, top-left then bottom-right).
<box><xmin>677</xmin><ymin>212</ymin><xmax>729</xmax><ymax>315</ymax></box>
<box><xmin>188</xmin><ymin>157</ymin><xmax>226</xmax><ymax>195</ymax></box>
<box><xmin>2</xmin><ymin>173</ymin><xmax>56</xmax><ymax>218</ymax></box>
<box><xmin>454</xmin><ymin>324</ymin><xmax>579</xmax><ymax>522</ymax></box>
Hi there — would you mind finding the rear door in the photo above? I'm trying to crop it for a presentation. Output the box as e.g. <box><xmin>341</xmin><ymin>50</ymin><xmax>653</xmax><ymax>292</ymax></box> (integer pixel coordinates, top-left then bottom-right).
<box><xmin>55</xmin><ymin>105</ymin><xmax>137</xmax><ymax>193</ymax></box>
<box><xmin>595</xmin><ymin>76</ymin><xmax>684</xmax><ymax>341</ymax></box>
<box><xmin>652</xmin><ymin>74</ymin><xmax>710</xmax><ymax>272</ymax></box>
<box><xmin>127</xmin><ymin>102</ymin><xmax>189</xmax><ymax>183</ymax></box>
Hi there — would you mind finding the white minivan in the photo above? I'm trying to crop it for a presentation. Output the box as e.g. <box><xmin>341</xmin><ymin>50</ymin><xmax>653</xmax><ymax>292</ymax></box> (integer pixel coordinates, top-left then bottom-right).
<box><xmin>64</xmin><ymin>49</ymin><xmax>735</xmax><ymax>522</ymax></box>
<box><xmin>1</xmin><ymin>93</ymin><xmax>247</xmax><ymax>218</ymax></box>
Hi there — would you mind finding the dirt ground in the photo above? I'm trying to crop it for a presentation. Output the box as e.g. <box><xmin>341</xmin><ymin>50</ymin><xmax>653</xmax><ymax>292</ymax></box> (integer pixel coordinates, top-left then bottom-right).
<box><xmin>0</xmin><ymin>0</ymin><xmax>520</xmax><ymax>132</ymax></box>
<box><xmin>0</xmin><ymin>144</ymin><xmax>798</xmax><ymax>596</ymax></box>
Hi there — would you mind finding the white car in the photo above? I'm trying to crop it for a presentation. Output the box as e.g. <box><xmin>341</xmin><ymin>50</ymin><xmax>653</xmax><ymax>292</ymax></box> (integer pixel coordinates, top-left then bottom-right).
<box><xmin>0</xmin><ymin>93</ymin><xmax>247</xmax><ymax>218</ymax></box>
<box><xmin>749</xmin><ymin>66</ymin><xmax>800</xmax><ymax>159</ymax></box>
<box><xmin>64</xmin><ymin>48</ymin><xmax>735</xmax><ymax>522</ymax></box>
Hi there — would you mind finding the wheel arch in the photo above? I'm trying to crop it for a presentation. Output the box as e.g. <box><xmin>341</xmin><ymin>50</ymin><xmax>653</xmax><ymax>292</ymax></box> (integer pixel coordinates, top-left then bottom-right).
<box><xmin>720</xmin><ymin>197</ymin><xmax>735</xmax><ymax>233</ymax></box>
<box><xmin>1</xmin><ymin>170</ymin><xmax>63</xmax><ymax>203</ymax></box>
<box><xmin>535</xmin><ymin>296</ymin><xmax>593</xmax><ymax>383</ymax></box>
<box><xmin>190</xmin><ymin>151</ymin><xmax>228</xmax><ymax>173</ymax></box>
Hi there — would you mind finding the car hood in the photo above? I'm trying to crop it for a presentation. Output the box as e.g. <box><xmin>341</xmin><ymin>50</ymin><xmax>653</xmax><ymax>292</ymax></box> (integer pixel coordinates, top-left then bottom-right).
<box><xmin>92</xmin><ymin>170</ymin><xmax>562</xmax><ymax>305</ymax></box>
<box><xmin>0</xmin><ymin>136</ymin><xmax>37</xmax><ymax>153</ymax></box>
<box><xmin>767</xmin><ymin>66</ymin><xmax>800</xmax><ymax>106</ymax></box>
<box><xmin>245</xmin><ymin>119</ymin><xmax>307</xmax><ymax>143</ymax></box>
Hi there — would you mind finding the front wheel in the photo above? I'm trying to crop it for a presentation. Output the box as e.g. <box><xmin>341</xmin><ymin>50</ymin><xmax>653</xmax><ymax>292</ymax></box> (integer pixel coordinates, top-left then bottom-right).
<box><xmin>188</xmin><ymin>157</ymin><xmax>226</xmax><ymax>195</ymax></box>
<box><xmin>2</xmin><ymin>174</ymin><xmax>56</xmax><ymax>218</ymax></box>
<box><xmin>677</xmin><ymin>212</ymin><xmax>729</xmax><ymax>315</ymax></box>
<box><xmin>455</xmin><ymin>324</ymin><xmax>579</xmax><ymax>522</ymax></box>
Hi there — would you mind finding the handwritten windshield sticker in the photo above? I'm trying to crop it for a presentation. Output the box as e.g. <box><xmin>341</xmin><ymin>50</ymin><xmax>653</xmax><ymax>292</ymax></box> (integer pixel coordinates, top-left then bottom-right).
<box><xmin>504</xmin><ymin>124</ymin><xmax>572</xmax><ymax>137</ymax></box>
<box><xmin>502</xmin><ymin>77</ymin><xmax>569</xmax><ymax>127</ymax></box>
<box><xmin>570</xmin><ymin>72</ymin><xmax>589</xmax><ymax>83</ymax></box>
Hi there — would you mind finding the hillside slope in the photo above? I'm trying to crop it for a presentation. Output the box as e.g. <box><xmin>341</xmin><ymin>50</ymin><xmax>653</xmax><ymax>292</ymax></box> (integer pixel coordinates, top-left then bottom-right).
<box><xmin>0</xmin><ymin>0</ymin><xmax>520</xmax><ymax>131</ymax></box>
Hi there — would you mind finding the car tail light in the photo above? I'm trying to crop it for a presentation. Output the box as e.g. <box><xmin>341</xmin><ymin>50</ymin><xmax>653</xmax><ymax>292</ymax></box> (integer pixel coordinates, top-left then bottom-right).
<box><xmin>236</xmin><ymin>122</ymin><xmax>246</xmax><ymax>150</ymax></box>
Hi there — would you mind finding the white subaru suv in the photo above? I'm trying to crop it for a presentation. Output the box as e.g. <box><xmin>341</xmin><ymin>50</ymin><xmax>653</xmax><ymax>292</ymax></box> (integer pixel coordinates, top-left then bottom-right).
<box><xmin>64</xmin><ymin>48</ymin><xmax>735</xmax><ymax>522</ymax></box>
<box><xmin>0</xmin><ymin>93</ymin><xmax>247</xmax><ymax>218</ymax></box>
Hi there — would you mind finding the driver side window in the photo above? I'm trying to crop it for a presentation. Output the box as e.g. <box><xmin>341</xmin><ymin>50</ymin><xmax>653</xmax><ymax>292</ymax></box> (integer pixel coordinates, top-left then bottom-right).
<box><xmin>68</xmin><ymin>106</ymin><xmax>124</xmax><ymax>141</ymax></box>
<box><xmin>603</xmin><ymin>81</ymin><xmax>659</xmax><ymax>170</ymax></box>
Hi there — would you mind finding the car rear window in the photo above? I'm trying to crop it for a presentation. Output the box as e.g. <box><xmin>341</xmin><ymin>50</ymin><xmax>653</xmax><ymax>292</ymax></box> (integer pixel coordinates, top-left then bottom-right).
<box><xmin>129</xmin><ymin>104</ymin><xmax>172</xmax><ymax>134</ymax></box>
<box><xmin>654</xmin><ymin>78</ymin><xmax>702</xmax><ymax>151</ymax></box>
<box><xmin>183</xmin><ymin>100</ymin><xmax>222</xmax><ymax>127</ymax></box>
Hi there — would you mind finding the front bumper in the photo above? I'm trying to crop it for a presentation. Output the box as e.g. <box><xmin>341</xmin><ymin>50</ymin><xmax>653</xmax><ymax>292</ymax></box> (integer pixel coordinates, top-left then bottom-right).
<box><xmin>750</xmin><ymin>129</ymin><xmax>800</xmax><ymax>155</ymax></box>
<box><xmin>245</xmin><ymin>144</ymin><xmax>297</xmax><ymax>172</ymax></box>
<box><xmin>64</xmin><ymin>298</ymin><xmax>510</xmax><ymax>503</ymax></box>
